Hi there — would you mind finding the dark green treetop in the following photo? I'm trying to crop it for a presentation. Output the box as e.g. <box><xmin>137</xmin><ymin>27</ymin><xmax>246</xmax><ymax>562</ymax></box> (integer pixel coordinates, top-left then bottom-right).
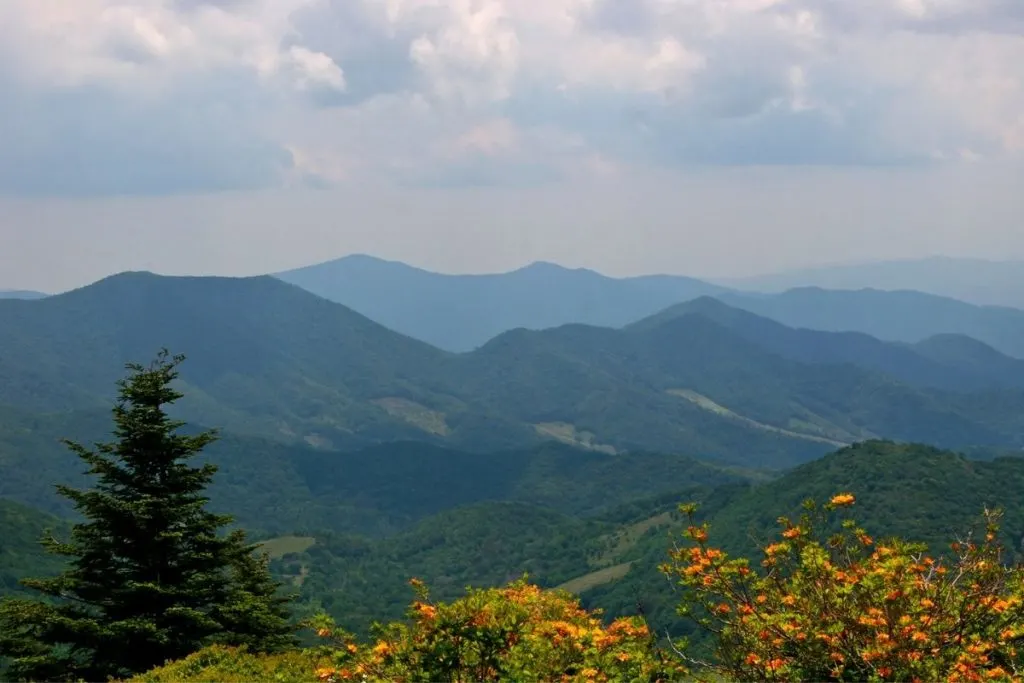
<box><xmin>0</xmin><ymin>350</ymin><xmax>294</xmax><ymax>681</ymax></box>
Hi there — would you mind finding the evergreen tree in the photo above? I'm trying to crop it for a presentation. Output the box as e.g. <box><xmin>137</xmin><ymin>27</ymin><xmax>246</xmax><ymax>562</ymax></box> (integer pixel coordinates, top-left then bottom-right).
<box><xmin>0</xmin><ymin>350</ymin><xmax>294</xmax><ymax>681</ymax></box>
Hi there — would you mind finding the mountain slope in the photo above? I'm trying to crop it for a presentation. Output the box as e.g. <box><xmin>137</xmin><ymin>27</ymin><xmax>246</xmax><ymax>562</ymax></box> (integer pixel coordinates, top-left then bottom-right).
<box><xmin>0</xmin><ymin>272</ymin><xmax>533</xmax><ymax>451</ymax></box>
<box><xmin>276</xmin><ymin>255</ymin><xmax>1024</xmax><ymax>361</ymax></box>
<box><xmin>718</xmin><ymin>287</ymin><xmax>1024</xmax><ymax>359</ymax></box>
<box><xmin>0</xmin><ymin>290</ymin><xmax>47</xmax><ymax>300</ymax></box>
<box><xmin>0</xmin><ymin>498</ymin><xmax>67</xmax><ymax>597</ymax></box>
<box><xmin>716</xmin><ymin>257</ymin><xmax>1024</xmax><ymax>309</ymax></box>
<box><xmin>0</xmin><ymin>401</ymin><xmax>751</xmax><ymax>535</ymax></box>
<box><xmin>6</xmin><ymin>272</ymin><xmax>1024</xmax><ymax>469</ymax></box>
<box><xmin>275</xmin><ymin>255</ymin><xmax>728</xmax><ymax>352</ymax></box>
<box><xmin>576</xmin><ymin>441</ymin><xmax>1024</xmax><ymax>636</ymax></box>
<box><xmin>638</xmin><ymin>297</ymin><xmax>1024</xmax><ymax>391</ymax></box>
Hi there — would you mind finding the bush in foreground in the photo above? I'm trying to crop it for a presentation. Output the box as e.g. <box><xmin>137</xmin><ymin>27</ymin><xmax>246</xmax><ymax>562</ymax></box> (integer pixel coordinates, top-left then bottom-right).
<box><xmin>662</xmin><ymin>494</ymin><xmax>1024</xmax><ymax>682</ymax></box>
<box><xmin>133</xmin><ymin>578</ymin><xmax>682</xmax><ymax>682</ymax></box>
<box><xmin>309</xmin><ymin>577</ymin><xmax>683</xmax><ymax>682</ymax></box>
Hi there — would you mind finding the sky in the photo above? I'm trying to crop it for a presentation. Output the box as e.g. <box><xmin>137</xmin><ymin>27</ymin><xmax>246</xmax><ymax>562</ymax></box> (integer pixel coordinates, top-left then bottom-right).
<box><xmin>1</xmin><ymin>0</ymin><xmax>1022</xmax><ymax>293</ymax></box>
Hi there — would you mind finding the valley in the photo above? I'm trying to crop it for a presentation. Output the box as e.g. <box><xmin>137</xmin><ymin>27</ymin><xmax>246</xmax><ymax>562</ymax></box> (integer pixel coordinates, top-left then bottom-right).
<box><xmin>5</xmin><ymin>261</ymin><xmax>1024</xmax><ymax>679</ymax></box>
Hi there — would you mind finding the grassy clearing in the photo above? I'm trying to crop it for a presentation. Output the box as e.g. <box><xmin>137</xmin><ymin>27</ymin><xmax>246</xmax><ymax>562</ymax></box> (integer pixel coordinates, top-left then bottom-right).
<box><xmin>259</xmin><ymin>536</ymin><xmax>316</xmax><ymax>560</ymax></box>
<box><xmin>596</xmin><ymin>512</ymin><xmax>675</xmax><ymax>565</ymax></box>
<box><xmin>533</xmin><ymin>422</ymin><xmax>618</xmax><ymax>454</ymax></box>
<box><xmin>556</xmin><ymin>562</ymin><xmax>633</xmax><ymax>594</ymax></box>
<box><xmin>666</xmin><ymin>389</ymin><xmax>848</xmax><ymax>447</ymax></box>
<box><xmin>372</xmin><ymin>397</ymin><xmax>450</xmax><ymax>436</ymax></box>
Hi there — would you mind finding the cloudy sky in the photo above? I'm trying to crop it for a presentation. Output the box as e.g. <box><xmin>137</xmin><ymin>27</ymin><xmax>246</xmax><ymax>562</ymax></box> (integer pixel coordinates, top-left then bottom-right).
<box><xmin>1</xmin><ymin>0</ymin><xmax>1022</xmax><ymax>292</ymax></box>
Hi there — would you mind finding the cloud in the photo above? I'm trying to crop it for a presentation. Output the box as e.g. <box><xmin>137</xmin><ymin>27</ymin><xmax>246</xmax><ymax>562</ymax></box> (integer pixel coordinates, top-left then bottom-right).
<box><xmin>0</xmin><ymin>0</ymin><xmax>1021</xmax><ymax>195</ymax></box>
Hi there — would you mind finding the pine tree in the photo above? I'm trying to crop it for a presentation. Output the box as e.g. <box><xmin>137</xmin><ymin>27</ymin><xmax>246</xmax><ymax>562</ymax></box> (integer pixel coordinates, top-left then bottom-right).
<box><xmin>0</xmin><ymin>350</ymin><xmax>294</xmax><ymax>681</ymax></box>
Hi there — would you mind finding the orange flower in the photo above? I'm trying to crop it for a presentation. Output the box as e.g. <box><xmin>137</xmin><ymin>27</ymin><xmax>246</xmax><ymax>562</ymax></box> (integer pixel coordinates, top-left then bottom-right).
<box><xmin>830</xmin><ymin>493</ymin><xmax>856</xmax><ymax>507</ymax></box>
<box><xmin>412</xmin><ymin>601</ymin><xmax>438</xmax><ymax>620</ymax></box>
<box><xmin>745</xmin><ymin>653</ymin><xmax>761</xmax><ymax>666</ymax></box>
<box><xmin>783</xmin><ymin>527</ymin><xmax>802</xmax><ymax>539</ymax></box>
<box><xmin>316</xmin><ymin>628</ymin><xmax>332</xmax><ymax>638</ymax></box>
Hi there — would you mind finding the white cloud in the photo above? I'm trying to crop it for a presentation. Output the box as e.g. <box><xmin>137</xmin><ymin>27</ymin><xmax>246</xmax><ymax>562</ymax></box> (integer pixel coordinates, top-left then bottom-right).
<box><xmin>0</xmin><ymin>0</ymin><xmax>1021</xmax><ymax>194</ymax></box>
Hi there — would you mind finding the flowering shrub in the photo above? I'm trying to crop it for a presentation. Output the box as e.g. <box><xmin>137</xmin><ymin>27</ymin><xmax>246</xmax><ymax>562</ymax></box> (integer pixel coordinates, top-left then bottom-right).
<box><xmin>127</xmin><ymin>644</ymin><xmax>323</xmax><ymax>682</ymax></box>
<box><xmin>309</xmin><ymin>577</ymin><xmax>684</xmax><ymax>682</ymax></box>
<box><xmin>661</xmin><ymin>494</ymin><xmax>1024</xmax><ymax>682</ymax></box>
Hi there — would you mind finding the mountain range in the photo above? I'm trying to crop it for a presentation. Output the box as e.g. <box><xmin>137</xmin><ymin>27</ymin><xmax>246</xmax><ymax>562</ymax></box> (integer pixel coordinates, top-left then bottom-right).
<box><xmin>6</xmin><ymin>258</ymin><xmax>1024</xmax><ymax>654</ymax></box>
<box><xmin>276</xmin><ymin>255</ymin><xmax>1024</xmax><ymax>358</ymax></box>
<box><xmin>717</xmin><ymin>256</ymin><xmax>1024</xmax><ymax>309</ymax></box>
<box><xmin>276</xmin><ymin>255</ymin><xmax>729</xmax><ymax>352</ymax></box>
<box><xmin>3</xmin><ymin>271</ymin><xmax>1024</xmax><ymax>475</ymax></box>
<box><xmin>0</xmin><ymin>290</ymin><xmax>47</xmax><ymax>300</ymax></box>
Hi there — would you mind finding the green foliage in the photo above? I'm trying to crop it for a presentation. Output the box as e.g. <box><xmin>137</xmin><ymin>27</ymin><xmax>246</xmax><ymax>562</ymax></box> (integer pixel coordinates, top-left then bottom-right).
<box><xmin>704</xmin><ymin>441</ymin><xmax>1024</xmax><ymax>561</ymax></box>
<box><xmin>311</xmin><ymin>578</ymin><xmax>685</xmax><ymax>682</ymax></box>
<box><xmin>127</xmin><ymin>644</ymin><xmax>323</xmax><ymax>683</ymax></box>
<box><xmin>1</xmin><ymin>414</ymin><xmax>749</xmax><ymax>537</ymax></box>
<box><xmin>664</xmin><ymin>495</ymin><xmax>1024</xmax><ymax>681</ymax></box>
<box><xmin>576</xmin><ymin>442</ymin><xmax>1024</xmax><ymax>642</ymax></box>
<box><xmin>272</xmin><ymin>502</ymin><xmax>611</xmax><ymax>635</ymax></box>
<box><xmin>0</xmin><ymin>351</ymin><xmax>294</xmax><ymax>681</ymax></box>
<box><xmin>0</xmin><ymin>500</ymin><xmax>67</xmax><ymax>598</ymax></box>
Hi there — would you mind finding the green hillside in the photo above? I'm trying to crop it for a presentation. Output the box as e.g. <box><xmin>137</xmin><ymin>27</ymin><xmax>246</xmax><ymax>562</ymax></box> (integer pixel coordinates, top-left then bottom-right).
<box><xmin>719</xmin><ymin>286</ymin><xmax>1024</xmax><ymax>359</ymax></box>
<box><xmin>639</xmin><ymin>296</ymin><xmax>1024</xmax><ymax>391</ymax></box>
<box><xmin>275</xmin><ymin>255</ymin><xmax>1024</xmax><ymax>360</ymax></box>
<box><xmin>275</xmin><ymin>256</ymin><xmax>728</xmax><ymax>352</ymax></box>
<box><xmin>273</xmin><ymin>502</ymin><xmax>612</xmax><ymax>634</ymax></box>
<box><xmin>0</xmin><ymin>405</ymin><xmax>750</xmax><ymax>536</ymax></box>
<box><xmin>0</xmin><ymin>499</ymin><xmax>66</xmax><ymax>597</ymax></box>
<box><xmin>5</xmin><ymin>273</ymin><xmax>1024</xmax><ymax>474</ymax></box>
<box><xmin>571</xmin><ymin>441</ymin><xmax>1024</xmax><ymax>636</ymax></box>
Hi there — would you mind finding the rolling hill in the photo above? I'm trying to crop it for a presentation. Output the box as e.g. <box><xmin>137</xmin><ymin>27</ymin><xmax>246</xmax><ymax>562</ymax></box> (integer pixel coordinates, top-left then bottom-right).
<box><xmin>0</xmin><ymin>290</ymin><xmax>47</xmax><ymax>300</ymax></box>
<box><xmin>0</xmin><ymin>399</ymin><xmax>751</xmax><ymax>536</ymax></box>
<box><xmin>275</xmin><ymin>255</ymin><xmax>728</xmax><ymax>352</ymax></box>
<box><xmin>640</xmin><ymin>297</ymin><xmax>1024</xmax><ymax>392</ymax></box>
<box><xmin>718</xmin><ymin>287</ymin><xmax>1024</xmax><ymax>359</ymax></box>
<box><xmin>572</xmin><ymin>440</ymin><xmax>1024</xmax><ymax>636</ymax></box>
<box><xmin>274</xmin><ymin>255</ymin><xmax>1024</xmax><ymax>360</ymax></box>
<box><xmin>717</xmin><ymin>256</ymin><xmax>1024</xmax><ymax>309</ymax></box>
<box><xmin>5</xmin><ymin>272</ymin><xmax>1024</xmax><ymax>470</ymax></box>
<box><xmin>0</xmin><ymin>498</ymin><xmax>67</xmax><ymax>597</ymax></box>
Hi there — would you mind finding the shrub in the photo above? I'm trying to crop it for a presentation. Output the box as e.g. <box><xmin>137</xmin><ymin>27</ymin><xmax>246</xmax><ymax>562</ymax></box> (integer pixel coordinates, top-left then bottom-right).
<box><xmin>128</xmin><ymin>644</ymin><xmax>323</xmax><ymax>683</ymax></box>
<box><xmin>661</xmin><ymin>495</ymin><xmax>1024</xmax><ymax>682</ymax></box>
<box><xmin>309</xmin><ymin>577</ymin><xmax>684</xmax><ymax>682</ymax></box>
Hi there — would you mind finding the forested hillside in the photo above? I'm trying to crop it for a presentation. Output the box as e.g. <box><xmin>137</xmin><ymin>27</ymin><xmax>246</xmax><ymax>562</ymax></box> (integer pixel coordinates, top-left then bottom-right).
<box><xmin>275</xmin><ymin>255</ymin><xmax>728</xmax><ymax>352</ymax></box>
<box><xmin>5</xmin><ymin>273</ymin><xmax>1024</xmax><ymax>474</ymax></box>
<box><xmin>275</xmin><ymin>255</ymin><xmax>1024</xmax><ymax>360</ymax></box>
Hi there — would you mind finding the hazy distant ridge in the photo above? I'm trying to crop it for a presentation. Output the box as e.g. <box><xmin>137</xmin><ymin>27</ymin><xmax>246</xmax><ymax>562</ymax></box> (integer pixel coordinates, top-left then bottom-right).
<box><xmin>276</xmin><ymin>255</ymin><xmax>1024</xmax><ymax>359</ymax></box>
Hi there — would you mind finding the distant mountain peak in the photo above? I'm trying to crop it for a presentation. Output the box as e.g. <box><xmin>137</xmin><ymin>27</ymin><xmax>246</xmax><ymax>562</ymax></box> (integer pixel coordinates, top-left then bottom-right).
<box><xmin>511</xmin><ymin>261</ymin><xmax>602</xmax><ymax>277</ymax></box>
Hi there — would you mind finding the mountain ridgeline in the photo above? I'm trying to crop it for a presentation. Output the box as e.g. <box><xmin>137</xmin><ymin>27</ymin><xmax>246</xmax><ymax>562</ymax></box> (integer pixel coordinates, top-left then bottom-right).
<box><xmin>3</xmin><ymin>271</ymin><xmax>1024</xmax><ymax>474</ymax></box>
<box><xmin>276</xmin><ymin>255</ymin><xmax>729</xmax><ymax>352</ymax></box>
<box><xmin>276</xmin><ymin>255</ymin><xmax>1024</xmax><ymax>358</ymax></box>
<box><xmin>6</xmin><ymin>261</ymin><xmax>1024</xmax><ymax>680</ymax></box>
